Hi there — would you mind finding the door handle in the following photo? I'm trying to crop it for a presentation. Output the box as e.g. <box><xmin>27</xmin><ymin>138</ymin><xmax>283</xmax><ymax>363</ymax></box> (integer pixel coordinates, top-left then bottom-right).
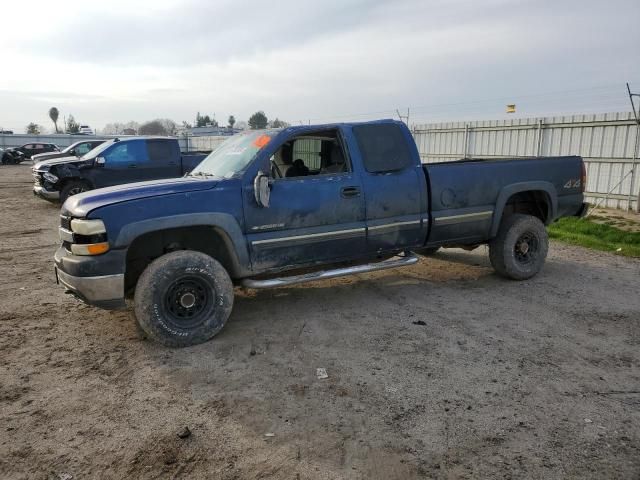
<box><xmin>341</xmin><ymin>186</ymin><xmax>360</xmax><ymax>198</ymax></box>
<box><xmin>168</xmin><ymin>161</ymin><xmax>177</xmax><ymax>166</ymax></box>
<box><xmin>128</xmin><ymin>164</ymin><xmax>137</xmax><ymax>169</ymax></box>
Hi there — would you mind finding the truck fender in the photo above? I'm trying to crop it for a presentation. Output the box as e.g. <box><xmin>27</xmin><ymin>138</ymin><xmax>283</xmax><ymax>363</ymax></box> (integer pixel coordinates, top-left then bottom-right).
<box><xmin>53</xmin><ymin>163</ymin><xmax>94</xmax><ymax>188</ymax></box>
<box><xmin>114</xmin><ymin>213</ymin><xmax>251</xmax><ymax>278</ymax></box>
<box><xmin>490</xmin><ymin>182</ymin><xmax>557</xmax><ymax>237</ymax></box>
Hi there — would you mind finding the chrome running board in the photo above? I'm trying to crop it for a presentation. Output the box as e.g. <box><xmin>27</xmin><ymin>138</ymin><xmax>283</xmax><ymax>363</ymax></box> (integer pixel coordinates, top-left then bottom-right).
<box><xmin>241</xmin><ymin>252</ymin><xmax>418</xmax><ymax>289</ymax></box>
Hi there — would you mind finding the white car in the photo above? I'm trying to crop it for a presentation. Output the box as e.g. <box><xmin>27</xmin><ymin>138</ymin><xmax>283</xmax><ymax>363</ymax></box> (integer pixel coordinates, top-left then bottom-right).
<box><xmin>78</xmin><ymin>125</ymin><xmax>95</xmax><ymax>135</ymax></box>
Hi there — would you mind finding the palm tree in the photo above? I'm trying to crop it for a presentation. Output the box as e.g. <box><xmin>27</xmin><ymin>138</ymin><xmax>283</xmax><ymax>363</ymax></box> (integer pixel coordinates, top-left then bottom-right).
<box><xmin>49</xmin><ymin>107</ymin><xmax>60</xmax><ymax>133</ymax></box>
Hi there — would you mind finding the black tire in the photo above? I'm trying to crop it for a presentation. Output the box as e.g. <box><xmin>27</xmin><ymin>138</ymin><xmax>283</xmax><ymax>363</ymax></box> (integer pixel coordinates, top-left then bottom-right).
<box><xmin>60</xmin><ymin>180</ymin><xmax>91</xmax><ymax>204</ymax></box>
<box><xmin>133</xmin><ymin>250</ymin><xmax>234</xmax><ymax>347</ymax></box>
<box><xmin>489</xmin><ymin>214</ymin><xmax>548</xmax><ymax>280</ymax></box>
<box><xmin>415</xmin><ymin>246</ymin><xmax>440</xmax><ymax>256</ymax></box>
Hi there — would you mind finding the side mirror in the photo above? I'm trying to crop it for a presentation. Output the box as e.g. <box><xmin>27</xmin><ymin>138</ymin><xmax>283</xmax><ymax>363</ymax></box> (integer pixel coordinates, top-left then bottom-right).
<box><xmin>253</xmin><ymin>171</ymin><xmax>270</xmax><ymax>208</ymax></box>
<box><xmin>69</xmin><ymin>149</ymin><xmax>76</xmax><ymax>156</ymax></box>
<box><xmin>95</xmin><ymin>156</ymin><xmax>106</xmax><ymax>166</ymax></box>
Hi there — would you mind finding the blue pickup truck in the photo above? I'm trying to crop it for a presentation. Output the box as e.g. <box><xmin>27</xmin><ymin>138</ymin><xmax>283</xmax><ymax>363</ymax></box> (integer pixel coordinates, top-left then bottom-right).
<box><xmin>54</xmin><ymin>120</ymin><xmax>586</xmax><ymax>347</ymax></box>
<box><xmin>33</xmin><ymin>137</ymin><xmax>208</xmax><ymax>203</ymax></box>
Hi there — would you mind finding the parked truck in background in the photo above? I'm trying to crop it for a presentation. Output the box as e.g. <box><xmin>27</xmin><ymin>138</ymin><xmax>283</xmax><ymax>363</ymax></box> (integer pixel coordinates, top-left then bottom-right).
<box><xmin>53</xmin><ymin>120</ymin><xmax>587</xmax><ymax>347</ymax></box>
<box><xmin>32</xmin><ymin>137</ymin><xmax>209</xmax><ymax>203</ymax></box>
<box><xmin>31</xmin><ymin>139</ymin><xmax>106</xmax><ymax>164</ymax></box>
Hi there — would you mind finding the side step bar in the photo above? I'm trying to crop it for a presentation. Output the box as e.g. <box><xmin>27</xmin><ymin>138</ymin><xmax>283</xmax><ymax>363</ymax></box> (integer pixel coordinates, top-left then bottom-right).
<box><xmin>241</xmin><ymin>252</ymin><xmax>419</xmax><ymax>289</ymax></box>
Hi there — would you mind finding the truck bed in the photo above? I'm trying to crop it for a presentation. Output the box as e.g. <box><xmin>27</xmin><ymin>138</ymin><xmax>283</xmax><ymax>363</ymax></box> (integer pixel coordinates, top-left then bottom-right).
<box><xmin>423</xmin><ymin>156</ymin><xmax>584</xmax><ymax>246</ymax></box>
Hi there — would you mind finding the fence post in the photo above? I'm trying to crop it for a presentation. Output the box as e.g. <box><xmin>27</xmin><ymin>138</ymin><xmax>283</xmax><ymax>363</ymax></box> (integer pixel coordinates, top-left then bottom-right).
<box><xmin>536</xmin><ymin>119</ymin><xmax>543</xmax><ymax>156</ymax></box>
<box><xmin>463</xmin><ymin>124</ymin><xmax>469</xmax><ymax>159</ymax></box>
<box><xmin>631</xmin><ymin>122</ymin><xmax>640</xmax><ymax>212</ymax></box>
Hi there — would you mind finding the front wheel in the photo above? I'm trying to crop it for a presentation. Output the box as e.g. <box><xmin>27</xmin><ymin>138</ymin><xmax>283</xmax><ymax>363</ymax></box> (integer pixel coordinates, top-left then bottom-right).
<box><xmin>489</xmin><ymin>214</ymin><xmax>548</xmax><ymax>280</ymax></box>
<box><xmin>60</xmin><ymin>180</ymin><xmax>90</xmax><ymax>204</ymax></box>
<box><xmin>133</xmin><ymin>250</ymin><xmax>234</xmax><ymax>347</ymax></box>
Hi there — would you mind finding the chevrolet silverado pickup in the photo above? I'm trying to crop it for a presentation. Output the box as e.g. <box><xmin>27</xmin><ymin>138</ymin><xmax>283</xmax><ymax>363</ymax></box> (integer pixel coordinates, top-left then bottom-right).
<box><xmin>33</xmin><ymin>137</ymin><xmax>209</xmax><ymax>203</ymax></box>
<box><xmin>53</xmin><ymin>120</ymin><xmax>587</xmax><ymax>347</ymax></box>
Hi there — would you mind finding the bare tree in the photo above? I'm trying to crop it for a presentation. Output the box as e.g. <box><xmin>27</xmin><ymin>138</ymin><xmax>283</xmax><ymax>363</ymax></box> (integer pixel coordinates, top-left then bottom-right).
<box><xmin>66</xmin><ymin>115</ymin><xmax>80</xmax><ymax>134</ymax></box>
<box><xmin>269</xmin><ymin>118</ymin><xmax>290</xmax><ymax>128</ymax></box>
<box><xmin>102</xmin><ymin>122</ymin><xmax>126</xmax><ymax>135</ymax></box>
<box><xmin>139</xmin><ymin>120</ymin><xmax>168</xmax><ymax>136</ymax></box>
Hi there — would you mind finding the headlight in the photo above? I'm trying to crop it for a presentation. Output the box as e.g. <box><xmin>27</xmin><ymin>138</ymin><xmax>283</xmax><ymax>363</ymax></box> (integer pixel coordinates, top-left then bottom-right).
<box><xmin>70</xmin><ymin>219</ymin><xmax>106</xmax><ymax>235</ymax></box>
<box><xmin>70</xmin><ymin>242</ymin><xmax>110</xmax><ymax>255</ymax></box>
<box><xmin>43</xmin><ymin>172</ymin><xmax>58</xmax><ymax>183</ymax></box>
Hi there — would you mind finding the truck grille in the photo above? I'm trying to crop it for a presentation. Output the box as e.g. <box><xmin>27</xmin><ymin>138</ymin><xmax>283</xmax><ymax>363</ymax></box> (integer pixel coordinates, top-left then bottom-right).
<box><xmin>32</xmin><ymin>171</ymin><xmax>43</xmax><ymax>186</ymax></box>
<box><xmin>60</xmin><ymin>214</ymin><xmax>72</xmax><ymax>231</ymax></box>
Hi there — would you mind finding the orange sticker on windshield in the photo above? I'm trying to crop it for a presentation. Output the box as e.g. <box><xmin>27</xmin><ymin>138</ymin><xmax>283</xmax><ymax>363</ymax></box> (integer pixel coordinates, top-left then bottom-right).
<box><xmin>253</xmin><ymin>135</ymin><xmax>271</xmax><ymax>148</ymax></box>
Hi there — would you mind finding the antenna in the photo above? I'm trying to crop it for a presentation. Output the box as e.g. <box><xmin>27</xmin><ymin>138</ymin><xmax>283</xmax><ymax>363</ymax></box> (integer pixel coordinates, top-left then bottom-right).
<box><xmin>627</xmin><ymin>82</ymin><xmax>640</xmax><ymax>125</ymax></box>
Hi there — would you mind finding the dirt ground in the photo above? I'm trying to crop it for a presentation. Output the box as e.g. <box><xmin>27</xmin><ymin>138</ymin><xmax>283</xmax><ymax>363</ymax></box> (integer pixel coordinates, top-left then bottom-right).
<box><xmin>589</xmin><ymin>207</ymin><xmax>640</xmax><ymax>233</ymax></box>
<box><xmin>1</xmin><ymin>164</ymin><xmax>639</xmax><ymax>480</ymax></box>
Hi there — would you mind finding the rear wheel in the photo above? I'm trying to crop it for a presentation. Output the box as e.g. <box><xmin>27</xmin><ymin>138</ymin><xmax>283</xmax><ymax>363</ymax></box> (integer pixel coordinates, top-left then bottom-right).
<box><xmin>133</xmin><ymin>250</ymin><xmax>234</xmax><ymax>347</ymax></box>
<box><xmin>489</xmin><ymin>214</ymin><xmax>548</xmax><ymax>280</ymax></box>
<box><xmin>60</xmin><ymin>180</ymin><xmax>90</xmax><ymax>204</ymax></box>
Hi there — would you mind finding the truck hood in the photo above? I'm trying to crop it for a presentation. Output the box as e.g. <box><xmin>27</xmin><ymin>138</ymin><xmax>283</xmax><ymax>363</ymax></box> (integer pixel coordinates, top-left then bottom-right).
<box><xmin>31</xmin><ymin>151</ymin><xmax>71</xmax><ymax>163</ymax></box>
<box><xmin>33</xmin><ymin>156</ymin><xmax>81</xmax><ymax>170</ymax></box>
<box><xmin>63</xmin><ymin>177</ymin><xmax>218</xmax><ymax>217</ymax></box>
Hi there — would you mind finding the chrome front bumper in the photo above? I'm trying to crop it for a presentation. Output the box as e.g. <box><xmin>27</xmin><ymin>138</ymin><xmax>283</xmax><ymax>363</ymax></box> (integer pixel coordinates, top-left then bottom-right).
<box><xmin>33</xmin><ymin>185</ymin><xmax>60</xmax><ymax>201</ymax></box>
<box><xmin>56</xmin><ymin>268</ymin><xmax>126</xmax><ymax>310</ymax></box>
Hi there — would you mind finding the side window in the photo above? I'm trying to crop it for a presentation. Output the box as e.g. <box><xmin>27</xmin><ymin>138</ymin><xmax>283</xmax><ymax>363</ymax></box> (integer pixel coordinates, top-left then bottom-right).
<box><xmin>271</xmin><ymin>130</ymin><xmax>350</xmax><ymax>179</ymax></box>
<box><xmin>147</xmin><ymin>140</ymin><xmax>174</xmax><ymax>163</ymax></box>
<box><xmin>103</xmin><ymin>143</ymin><xmax>129</xmax><ymax>163</ymax></box>
<box><xmin>75</xmin><ymin>143</ymin><xmax>92</xmax><ymax>156</ymax></box>
<box><xmin>103</xmin><ymin>141</ymin><xmax>149</xmax><ymax>164</ymax></box>
<box><xmin>353</xmin><ymin>124</ymin><xmax>413</xmax><ymax>173</ymax></box>
<box><xmin>23</xmin><ymin>144</ymin><xmax>34</xmax><ymax>150</ymax></box>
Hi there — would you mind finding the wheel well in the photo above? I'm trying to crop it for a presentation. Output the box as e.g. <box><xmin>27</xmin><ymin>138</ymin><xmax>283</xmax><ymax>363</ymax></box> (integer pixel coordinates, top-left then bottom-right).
<box><xmin>60</xmin><ymin>177</ymin><xmax>91</xmax><ymax>190</ymax></box>
<box><xmin>124</xmin><ymin>226</ymin><xmax>238</xmax><ymax>295</ymax></box>
<box><xmin>501</xmin><ymin>190</ymin><xmax>550</xmax><ymax>224</ymax></box>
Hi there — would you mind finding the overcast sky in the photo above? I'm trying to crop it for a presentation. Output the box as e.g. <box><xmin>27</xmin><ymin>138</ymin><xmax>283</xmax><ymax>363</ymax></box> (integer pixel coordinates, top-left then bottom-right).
<box><xmin>1</xmin><ymin>0</ymin><xmax>638</xmax><ymax>132</ymax></box>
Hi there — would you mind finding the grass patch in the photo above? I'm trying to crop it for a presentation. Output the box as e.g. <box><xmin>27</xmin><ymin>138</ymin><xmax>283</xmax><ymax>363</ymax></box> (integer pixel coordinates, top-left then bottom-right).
<box><xmin>548</xmin><ymin>217</ymin><xmax>640</xmax><ymax>257</ymax></box>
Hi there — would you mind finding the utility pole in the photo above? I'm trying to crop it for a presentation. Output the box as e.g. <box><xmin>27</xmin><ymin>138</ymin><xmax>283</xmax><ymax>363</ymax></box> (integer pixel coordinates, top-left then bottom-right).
<box><xmin>626</xmin><ymin>83</ymin><xmax>640</xmax><ymax>212</ymax></box>
<box><xmin>396</xmin><ymin>108</ymin><xmax>410</xmax><ymax>127</ymax></box>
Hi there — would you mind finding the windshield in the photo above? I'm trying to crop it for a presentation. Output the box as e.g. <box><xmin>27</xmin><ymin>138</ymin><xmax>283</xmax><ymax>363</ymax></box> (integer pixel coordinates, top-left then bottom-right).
<box><xmin>80</xmin><ymin>139</ymin><xmax>115</xmax><ymax>160</ymax></box>
<box><xmin>190</xmin><ymin>131</ymin><xmax>276</xmax><ymax>179</ymax></box>
<box><xmin>61</xmin><ymin>143</ymin><xmax>76</xmax><ymax>154</ymax></box>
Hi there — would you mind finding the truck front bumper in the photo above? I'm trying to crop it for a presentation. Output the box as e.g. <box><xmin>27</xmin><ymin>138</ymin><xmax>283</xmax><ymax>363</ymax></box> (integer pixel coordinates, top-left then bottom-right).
<box><xmin>54</xmin><ymin>246</ymin><xmax>127</xmax><ymax>310</ymax></box>
<box><xmin>33</xmin><ymin>185</ymin><xmax>60</xmax><ymax>201</ymax></box>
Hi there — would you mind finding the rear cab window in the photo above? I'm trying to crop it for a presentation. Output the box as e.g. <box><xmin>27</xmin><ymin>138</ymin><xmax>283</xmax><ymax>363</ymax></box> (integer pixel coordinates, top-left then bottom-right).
<box><xmin>146</xmin><ymin>140</ymin><xmax>176</xmax><ymax>163</ymax></box>
<box><xmin>353</xmin><ymin>124</ymin><xmax>413</xmax><ymax>173</ymax></box>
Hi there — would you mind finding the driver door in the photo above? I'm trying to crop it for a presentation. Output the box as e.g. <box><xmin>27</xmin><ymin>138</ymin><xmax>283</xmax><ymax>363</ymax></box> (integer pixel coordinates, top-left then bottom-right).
<box><xmin>243</xmin><ymin>129</ymin><xmax>367</xmax><ymax>271</ymax></box>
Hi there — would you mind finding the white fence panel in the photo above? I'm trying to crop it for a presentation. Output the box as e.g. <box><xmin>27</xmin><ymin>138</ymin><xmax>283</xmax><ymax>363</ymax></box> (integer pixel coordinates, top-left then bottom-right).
<box><xmin>412</xmin><ymin>111</ymin><xmax>640</xmax><ymax>211</ymax></box>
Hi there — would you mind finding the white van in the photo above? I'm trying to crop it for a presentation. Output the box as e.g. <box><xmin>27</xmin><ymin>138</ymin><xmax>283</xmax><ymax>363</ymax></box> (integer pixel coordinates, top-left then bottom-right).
<box><xmin>78</xmin><ymin>125</ymin><xmax>94</xmax><ymax>135</ymax></box>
